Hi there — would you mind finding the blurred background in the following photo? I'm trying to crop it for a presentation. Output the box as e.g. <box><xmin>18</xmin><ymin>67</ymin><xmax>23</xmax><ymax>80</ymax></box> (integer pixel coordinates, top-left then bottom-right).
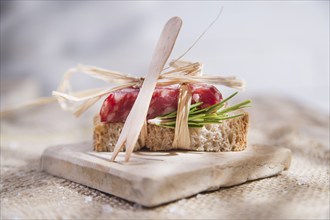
<box><xmin>0</xmin><ymin>1</ymin><xmax>329</xmax><ymax>112</ymax></box>
<box><xmin>1</xmin><ymin>2</ymin><xmax>329</xmax><ymax>218</ymax></box>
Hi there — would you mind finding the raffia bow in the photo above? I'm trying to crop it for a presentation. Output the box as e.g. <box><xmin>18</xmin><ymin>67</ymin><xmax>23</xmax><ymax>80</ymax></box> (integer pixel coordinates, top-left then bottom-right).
<box><xmin>53</xmin><ymin>60</ymin><xmax>244</xmax><ymax>115</ymax></box>
<box><xmin>52</xmin><ymin>59</ymin><xmax>245</xmax><ymax>150</ymax></box>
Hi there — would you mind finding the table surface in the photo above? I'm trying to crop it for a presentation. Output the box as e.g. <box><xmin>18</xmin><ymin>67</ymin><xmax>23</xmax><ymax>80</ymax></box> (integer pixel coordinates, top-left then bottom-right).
<box><xmin>1</xmin><ymin>95</ymin><xmax>329</xmax><ymax>219</ymax></box>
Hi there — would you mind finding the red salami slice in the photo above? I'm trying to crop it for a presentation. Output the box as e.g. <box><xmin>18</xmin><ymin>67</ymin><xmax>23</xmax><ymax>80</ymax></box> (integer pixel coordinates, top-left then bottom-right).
<box><xmin>100</xmin><ymin>84</ymin><xmax>222</xmax><ymax>123</ymax></box>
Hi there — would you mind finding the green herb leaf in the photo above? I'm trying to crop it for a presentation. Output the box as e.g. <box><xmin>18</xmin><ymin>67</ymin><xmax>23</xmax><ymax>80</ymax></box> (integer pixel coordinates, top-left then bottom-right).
<box><xmin>148</xmin><ymin>92</ymin><xmax>251</xmax><ymax>128</ymax></box>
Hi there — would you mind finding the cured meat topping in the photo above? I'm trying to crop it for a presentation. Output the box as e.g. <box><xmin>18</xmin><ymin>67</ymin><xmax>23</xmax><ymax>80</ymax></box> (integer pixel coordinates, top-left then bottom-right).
<box><xmin>100</xmin><ymin>84</ymin><xmax>222</xmax><ymax>123</ymax></box>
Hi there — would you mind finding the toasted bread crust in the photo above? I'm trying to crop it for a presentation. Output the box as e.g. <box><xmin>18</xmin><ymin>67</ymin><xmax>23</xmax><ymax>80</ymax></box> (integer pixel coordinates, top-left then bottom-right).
<box><xmin>93</xmin><ymin>112</ymin><xmax>249</xmax><ymax>152</ymax></box>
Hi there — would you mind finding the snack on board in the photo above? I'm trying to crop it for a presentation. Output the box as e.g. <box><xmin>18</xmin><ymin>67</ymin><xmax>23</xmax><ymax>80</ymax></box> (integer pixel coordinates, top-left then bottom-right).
<box><xmin>94</xmin><ymin>85</ymin><xmax>250</xmax><ymax>152</ymax></box>
<box><xmin>52</xmin><ymin>17</ymin><xmax>251</xmax><ymax>161</ymax></box>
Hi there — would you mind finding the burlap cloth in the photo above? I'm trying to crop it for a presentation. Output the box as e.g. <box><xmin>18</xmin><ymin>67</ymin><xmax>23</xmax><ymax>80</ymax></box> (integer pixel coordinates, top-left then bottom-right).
<box><xmin>1</xmin><ymin>95</ymin><xmax>329</xmax><ymax>219</ymax></box>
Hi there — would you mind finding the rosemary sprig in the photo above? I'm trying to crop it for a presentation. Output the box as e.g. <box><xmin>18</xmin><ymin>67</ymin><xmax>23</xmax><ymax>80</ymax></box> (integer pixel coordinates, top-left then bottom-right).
<box><xmin>148</xmin><ymin>92</ymin><xmax>251</xmax><ymax>128</ymax></box>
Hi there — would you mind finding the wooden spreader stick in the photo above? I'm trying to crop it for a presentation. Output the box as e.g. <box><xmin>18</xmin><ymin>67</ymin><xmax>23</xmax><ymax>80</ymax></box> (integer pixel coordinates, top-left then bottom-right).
<box><xmin>111</xmin><ymin>17</ymin><xmax>182</xmax><ymax>162</ymax></box>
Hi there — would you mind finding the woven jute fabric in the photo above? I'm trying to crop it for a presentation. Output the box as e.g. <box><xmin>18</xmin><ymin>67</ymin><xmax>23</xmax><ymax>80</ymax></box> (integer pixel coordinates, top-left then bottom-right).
<box><xmin>1</xmin><ymin>96</ymin><xmax>329</xmax><ymax>219</ymax></box>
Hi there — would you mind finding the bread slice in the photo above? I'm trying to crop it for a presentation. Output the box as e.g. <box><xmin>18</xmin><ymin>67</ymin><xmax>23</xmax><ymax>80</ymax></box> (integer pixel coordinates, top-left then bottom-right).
<box><xmin>93</xmin><ymin>112</ymin><xmax>249</xmax><ymax>152</ymax></box>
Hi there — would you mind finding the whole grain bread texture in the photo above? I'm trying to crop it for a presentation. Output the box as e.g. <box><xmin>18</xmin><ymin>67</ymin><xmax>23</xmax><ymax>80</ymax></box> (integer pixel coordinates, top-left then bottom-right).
<box><xmin>93</xmin><ymin>112</ymin><xmax>249</xmax><ymax>152</ymax></box>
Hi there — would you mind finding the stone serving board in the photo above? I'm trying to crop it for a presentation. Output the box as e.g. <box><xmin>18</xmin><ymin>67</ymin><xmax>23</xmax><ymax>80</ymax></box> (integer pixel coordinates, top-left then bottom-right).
<box><xmin>40</xmin><ymin>142</ymin><xmax>291</xmax><ymax>207</ymax></box>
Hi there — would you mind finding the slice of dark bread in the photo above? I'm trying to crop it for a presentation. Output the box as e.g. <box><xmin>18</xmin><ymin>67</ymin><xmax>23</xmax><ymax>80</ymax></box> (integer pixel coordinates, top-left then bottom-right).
<box><xmin>93</xmin><ymin>112</ymin><xmax>249</xmax><ymax>152</ymax></box>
